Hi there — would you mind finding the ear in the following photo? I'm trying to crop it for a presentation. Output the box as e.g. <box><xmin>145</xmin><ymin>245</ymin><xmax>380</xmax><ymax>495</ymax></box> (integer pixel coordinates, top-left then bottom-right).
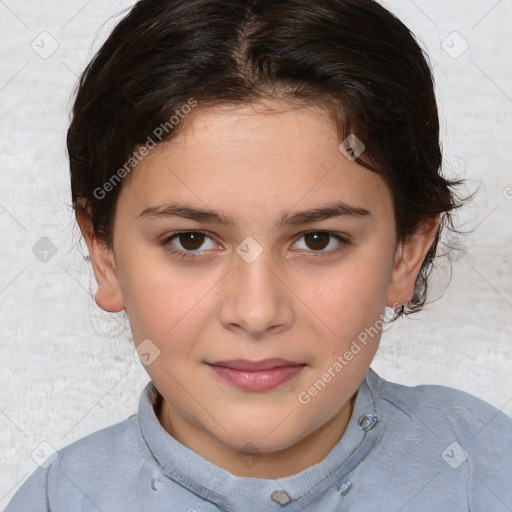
<box><xmin>386</xmin><ymin>215</ymin><xmax>440</xmax><ymax>307</ymax></box>
<box><xmin>75</xmin><ymin>206</ymin><xmax>125</xmax><ymax>313</ymax></box>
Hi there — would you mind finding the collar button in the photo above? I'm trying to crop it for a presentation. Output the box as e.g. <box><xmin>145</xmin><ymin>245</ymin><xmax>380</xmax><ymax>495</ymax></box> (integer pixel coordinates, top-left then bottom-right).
<box><xmin>271</xmin><ymin>490</ymin><xmax>291</xmax><ymax>505</ymax></box>
<box><xmin>151</xmin><ymin>474</ymin><xmax>161</xmax><ymax>491</ymax></box>
<box><xmin>357</xmin><ymin>413</ymin><xmax>379</xmax><ymax>432</ymax></box>
<box><xmin>339</xmin><ymin>480</ymin><xmax>353</xmax><ymax>496</ymax></box>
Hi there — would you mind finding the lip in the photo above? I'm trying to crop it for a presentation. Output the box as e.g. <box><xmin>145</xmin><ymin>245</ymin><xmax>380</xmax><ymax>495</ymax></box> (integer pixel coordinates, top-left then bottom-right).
<box><xmin>205</xmin><ymin>359</ymin><xmax>306</xmax><ymax>391</ymax></box>
<box><xmin>207</xmin><ymin>358</ymin><xmax>303</xmax><ymax>371</ymax></box>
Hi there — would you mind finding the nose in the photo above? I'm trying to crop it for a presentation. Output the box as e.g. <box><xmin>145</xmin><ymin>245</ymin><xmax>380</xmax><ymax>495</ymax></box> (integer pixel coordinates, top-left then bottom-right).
<box><xmin>217</xmin><ymin>244</ymin><xmax>294</xmax><ymax>339</ymax></box>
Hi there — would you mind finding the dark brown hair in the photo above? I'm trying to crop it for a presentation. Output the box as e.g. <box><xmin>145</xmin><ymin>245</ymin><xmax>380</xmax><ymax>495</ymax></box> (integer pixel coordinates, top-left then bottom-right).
<box><xmin>67</xmin><ymin>0</ymin><xmax>469</xmax><ymax>321</ymax></box>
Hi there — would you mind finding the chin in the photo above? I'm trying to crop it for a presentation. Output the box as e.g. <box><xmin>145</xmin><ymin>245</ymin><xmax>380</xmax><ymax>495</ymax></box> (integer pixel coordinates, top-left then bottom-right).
<box><xmin>215</xmin><ymin>421</ymin><xmax>307</xmax><ymax>454</ymax></box>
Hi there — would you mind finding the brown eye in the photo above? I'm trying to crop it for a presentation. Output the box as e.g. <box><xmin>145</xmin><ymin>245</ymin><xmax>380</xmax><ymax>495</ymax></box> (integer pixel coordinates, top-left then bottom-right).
<box><xmin>176</xmin><ymin>232</ymin><xmax>206</xmax><ymax>251</ymax></box>
<box><xmin>293</xmin><ymin>231</ymin><xmax>349</xmax><ymax>255</ymax></box>
<box><xmin>303</xmin><ymin>232</ymin><xmax>330</xmax><ymax>251</ymax></box>
<box><xmin>165</xmin><ymin>231</ymin><xmax>217</xmax><ymax>255</ymax></box>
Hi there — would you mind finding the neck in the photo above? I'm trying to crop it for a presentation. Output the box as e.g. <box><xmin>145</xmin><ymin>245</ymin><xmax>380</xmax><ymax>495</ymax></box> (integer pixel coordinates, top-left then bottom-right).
<box><xmin>156</xmin><ymin>392</ymin><xmax>356</xmax><ymax>479</ymax></box>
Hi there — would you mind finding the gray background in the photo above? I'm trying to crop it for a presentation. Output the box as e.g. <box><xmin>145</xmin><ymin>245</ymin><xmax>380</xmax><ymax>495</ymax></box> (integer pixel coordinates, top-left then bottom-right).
<box><xmin>0</xmin><ymin>0</ymin><xmax>511</xmax><ymax>505</ymax></box>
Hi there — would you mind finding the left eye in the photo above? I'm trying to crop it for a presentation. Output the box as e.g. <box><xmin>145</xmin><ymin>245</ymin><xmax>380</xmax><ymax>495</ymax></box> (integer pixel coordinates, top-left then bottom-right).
<box><xmin>293</xmin><ymin>232</ymin><xmax>346</xmax><ymax>253</ymax></box>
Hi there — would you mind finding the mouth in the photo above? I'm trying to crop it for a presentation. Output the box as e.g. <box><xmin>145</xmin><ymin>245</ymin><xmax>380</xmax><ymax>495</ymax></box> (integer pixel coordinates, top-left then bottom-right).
<box><xmin>205</xmin><ymin>358</ymin><xmax>306</xmax><ymax>391</ymax></box>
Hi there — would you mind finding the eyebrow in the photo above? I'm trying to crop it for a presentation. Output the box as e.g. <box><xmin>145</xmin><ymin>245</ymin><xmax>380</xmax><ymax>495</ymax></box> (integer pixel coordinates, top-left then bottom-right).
<box><xmin>137</xmin><ymin>201</ymin><xmax>371</xmax><ymax>226</ymax></box>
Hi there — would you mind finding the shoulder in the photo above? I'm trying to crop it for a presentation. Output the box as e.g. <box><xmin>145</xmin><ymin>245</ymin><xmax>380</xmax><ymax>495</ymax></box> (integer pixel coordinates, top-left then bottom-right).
<box><xmin>48</xmin><ymin>414</ymin><xmax>147</xmax><ymax>491</ymax></box>
<box><xmin>367</xmin><ymin>368</ymin><xmax>512</xmax><ymax>508</ymax></box>
<box><xmin>369</xmin><ymin>368</ymin><xmax>512</xmax><ymax>438</ymax></box>
<box><xmin>5</xmin><ymin>415</ymin><xmax>144</xmax><ymax>511</ymax></box>
<box><xmin>54</xmin><ymin>414</ymin><xmax>141</xmax><ymax>466</ymax></box>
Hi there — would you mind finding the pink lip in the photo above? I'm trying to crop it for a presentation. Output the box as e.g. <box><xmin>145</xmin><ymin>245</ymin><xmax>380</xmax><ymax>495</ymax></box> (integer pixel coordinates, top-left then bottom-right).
<box><xmin>208</xmin><ymin>358</ymin><xmax>302</xmax><ymax>371</ymax></box>
<box><xmin>206</xmin><ymin>359</ymin><xmax>306</xmax><ymax>391</ymax></box>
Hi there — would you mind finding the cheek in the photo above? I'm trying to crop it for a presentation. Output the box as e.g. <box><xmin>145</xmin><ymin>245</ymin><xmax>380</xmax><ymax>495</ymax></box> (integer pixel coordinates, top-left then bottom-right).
<box><xmin>299</xmin><ymin>248</ymin><xmax>394</xmax><ymax>368</ymax></box>
<box><xmin>118</xmin><ymin>253</ymin><xmax>218</xmax><ymax>345</ymax></box>
<box><xmin>305</xmin><ymin>256</ymin><xmax>391</xmax><ymax>329</ymax></box>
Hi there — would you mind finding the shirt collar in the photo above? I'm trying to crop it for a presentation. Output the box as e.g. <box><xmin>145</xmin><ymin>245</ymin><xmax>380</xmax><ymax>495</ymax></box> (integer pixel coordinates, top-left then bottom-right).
<box><xmin>137</xmin><ymin>367</ymin><xmax>384</xmax><ymax>511</ymax></box>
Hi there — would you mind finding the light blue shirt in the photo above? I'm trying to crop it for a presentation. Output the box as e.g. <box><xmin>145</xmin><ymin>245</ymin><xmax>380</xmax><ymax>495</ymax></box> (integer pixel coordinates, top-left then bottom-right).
<box><xmin>5</xmin><ymin>368</ymin><xmax>512</xmax><ymax>511</ymax></box>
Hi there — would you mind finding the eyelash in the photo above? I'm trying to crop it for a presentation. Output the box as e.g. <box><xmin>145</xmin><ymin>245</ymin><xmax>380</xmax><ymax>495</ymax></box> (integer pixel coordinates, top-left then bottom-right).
<box><xmin>162</xmin><ymin>230</ymin><xmax>351</xmax><ymax>260</ymax></box>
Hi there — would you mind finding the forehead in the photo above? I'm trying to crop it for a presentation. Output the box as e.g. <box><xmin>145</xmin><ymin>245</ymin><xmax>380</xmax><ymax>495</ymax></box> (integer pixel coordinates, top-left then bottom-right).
<box><xmin>116</xmin><ymin>100</ymin><xmax>393</xmax><ymax>225</ymax></box>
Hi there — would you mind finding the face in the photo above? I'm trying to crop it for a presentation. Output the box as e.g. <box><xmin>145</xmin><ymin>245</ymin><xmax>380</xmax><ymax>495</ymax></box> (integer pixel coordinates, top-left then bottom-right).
<box><xmin>79</xmin><ymin>99</ymin><xmax>437</xmax><ymax>475</ymax></box>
